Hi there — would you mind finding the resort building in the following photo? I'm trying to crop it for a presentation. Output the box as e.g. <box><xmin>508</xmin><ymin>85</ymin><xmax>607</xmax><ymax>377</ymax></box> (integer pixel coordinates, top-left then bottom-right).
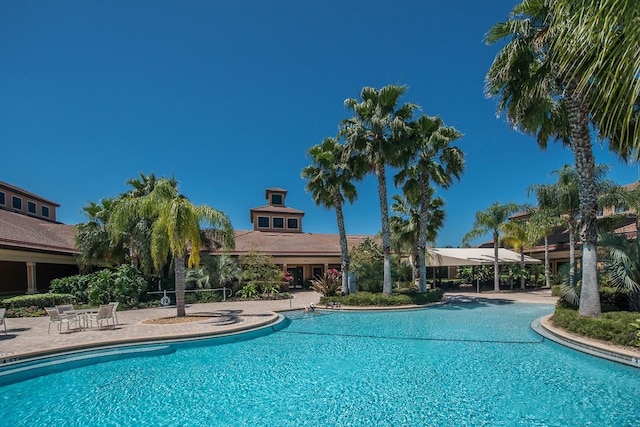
<box><xmin>0</xmin><ymin>183</ymin><xmax>374</xmax><ymax>294</ymax></box>
<box><xmin>211</xmin><ymin>187</ymin><xmax>374</xmax><ymax>288</ymax></box>
<box><xmin>0</xmin><ymin>181</ymin><xmax>78</xmax><ymax>295</ymax></box>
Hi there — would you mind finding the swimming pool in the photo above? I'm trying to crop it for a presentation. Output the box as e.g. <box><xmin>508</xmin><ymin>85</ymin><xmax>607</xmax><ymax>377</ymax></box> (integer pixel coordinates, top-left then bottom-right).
<box><xmin>0</xmin><ymin>300</ymin><xmax>638</xmax><ymax>426</ymax></box>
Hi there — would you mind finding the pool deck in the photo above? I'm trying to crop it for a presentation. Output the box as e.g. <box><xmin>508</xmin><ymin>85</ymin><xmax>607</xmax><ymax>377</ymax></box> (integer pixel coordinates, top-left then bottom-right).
<box><xmin>1</xmin><ymin>289</ymin><xmax>638</xmax><ymax>366</ymax></box>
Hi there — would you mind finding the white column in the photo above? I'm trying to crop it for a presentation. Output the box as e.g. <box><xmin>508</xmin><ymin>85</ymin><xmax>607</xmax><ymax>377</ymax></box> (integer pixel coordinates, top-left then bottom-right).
<box><xmin>26</xmin><ymin>261</ymin><xmax>37</xmax><ymax>294</ymax></box>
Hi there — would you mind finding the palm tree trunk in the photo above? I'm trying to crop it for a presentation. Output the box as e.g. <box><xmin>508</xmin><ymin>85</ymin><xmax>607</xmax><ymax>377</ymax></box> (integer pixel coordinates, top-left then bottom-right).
<box><xmin>174</xmin><ymin>255</ymin><xmax>186</xmax><ymax>317</ymax></box>
<box><xmin>333</xmin><ymin>193</ymin><xmax>350</xmax><ymax>295</ymax></box>
<box><xmin>417</xmin><ymin>174</ymin><xmax>430</xmax><ymax>293</ymax></box>
<box><xmin>567</xmin><ymin>84</ymin><xmax>601</xmax><ymax>317</ymax></box>
<box><xmin>568</xmin><ymin>221</ymin><xmax>575</xmax><ymax>288</ymax></box>
<box><xmin>520</xmin><ymin>248</ymin><xmax>525</xmax><ymax>290</ymax></box>
<box><xmin>544</xmin><ymin>235</ymin><xmax>551</xmax><ymax>288</ymax></box>
<box><xmin>376</xmin><ymin>163</ymin><xmax>393</xmax><ymax>295</ymax></box>
<box><xmin>493</xmin><ymin>230</ymin><xmax>500</xmax><ymax>291</ymax></box>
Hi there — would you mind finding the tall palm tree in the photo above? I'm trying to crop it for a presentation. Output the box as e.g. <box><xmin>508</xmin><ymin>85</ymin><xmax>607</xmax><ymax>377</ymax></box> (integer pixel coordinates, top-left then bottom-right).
<box><xmin>462</xmin><ymin>202</ymin><xmax>521</xmax><ymax>291</ymax></box>
<box><xmin>109</xmin><ymin>179</ymin><xmax>234</xmax><ymax>317</ymax></box>
<box><xmin>529</xmin><ymin>164</ymin><xmax>611</xmax><ymax>288</ymax></box>
<box><xmin>486</xmin><ymin>0</ymin><xmax>635</xmax><ymax>317</ymax></box>
<box><xmin>548</xmin><ymin>0</ymin><xmax>640</xmax><ymax>149</ymax></box>
<box><xmin>302</xmin><ymin>137</ymin><xmax>358</xmax><ymax>294</ymax></box>
<box><xmin>394</xmin><ymin>114</ymin><xmax>464</xmax><ymax>293</ymax></box>
<box><xmin>390</xmin><ymin>190</ymin><xmax>445</xmax><ymax>287</ymax></box>
<box><xmin>342</xmin><ymin>85</ymin><xmax>418</xmax><ymax>295</ymax></box>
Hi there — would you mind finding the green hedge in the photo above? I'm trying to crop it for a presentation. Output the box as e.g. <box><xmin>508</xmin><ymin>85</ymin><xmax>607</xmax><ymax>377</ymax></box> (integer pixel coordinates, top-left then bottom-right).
<box><xmin>551</xmin><ymin>303</ymin><xmax>639</xmax><ymax>347</ymax></box>
<box><xmin>321</xmin><ymin>289</ymin><xmax>444</xmax><ymax>307</ymax></box>
<box><xmin>1</xmin><ymin>293</ymin><xmax>77</xmax><ymax>317</ymax></box>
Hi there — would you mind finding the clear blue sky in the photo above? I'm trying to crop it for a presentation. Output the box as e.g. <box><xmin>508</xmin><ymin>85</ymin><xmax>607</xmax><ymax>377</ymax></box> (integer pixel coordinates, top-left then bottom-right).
<box><xmin>2</xmin><ymin>1</ymin><xmax>637</xmax><ymax>247</ymax></box>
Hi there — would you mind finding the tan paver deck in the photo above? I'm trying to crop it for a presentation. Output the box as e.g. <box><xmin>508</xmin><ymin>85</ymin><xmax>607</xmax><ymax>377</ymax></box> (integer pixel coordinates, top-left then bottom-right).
<box><xmin>1</xmin><ymin>289</ymin><xmax>638</xmax><ymax>365</ymax></box>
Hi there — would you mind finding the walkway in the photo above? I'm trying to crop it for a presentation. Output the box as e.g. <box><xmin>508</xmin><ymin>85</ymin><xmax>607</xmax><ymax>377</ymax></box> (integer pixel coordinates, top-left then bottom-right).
<box><xmin>1</xmin><ymin>289</ymin><xmax>638</xmax><ymax>366</ymax></box>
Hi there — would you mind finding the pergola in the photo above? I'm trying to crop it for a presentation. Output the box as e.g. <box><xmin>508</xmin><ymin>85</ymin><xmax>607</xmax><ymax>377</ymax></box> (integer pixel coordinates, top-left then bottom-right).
<box><xmin>425</xmin><ymin>247</ymin><xmax>541</xmax><ymax>292</ymax></box>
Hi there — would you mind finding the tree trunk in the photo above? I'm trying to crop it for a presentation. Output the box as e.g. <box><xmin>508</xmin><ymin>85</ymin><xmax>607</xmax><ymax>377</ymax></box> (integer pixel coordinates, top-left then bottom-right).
<box><xmin>520</xmin><ymin>248</ymin><xmax>525</xmax><ymax>290</ymax></box>
<box><xmin>544</xmin><ymin>235</ymin><xmax>551</xmax><ymax>288</ymax></box>
<box><xmin>333</xmin><ymin>193</ymin><xmax>350</xmax><ymax>295</ymax></box>
<box><xmin>417</xmin><ymin>173</ymin><xmax>430</xmax><ymax>293</ymax></box>
<box><xmin>493</xmin><ymin>231</ymin><xmax>500</xmax><ymax>291</ymax></box>
<box><xmin>174</xmin><ymin>254</ymin><xmax>186</xmax><ymax>317</ymax></box>
<box><xmin>376</xmin><ymin>164</ymin><xmax>393</xmax><ymax>295</ymax></box>
<box><xmin>568</xmin><ymin>221</ymin><xmax>576</xmax><ymax>288</ymax></box>
<box><xmin>567</xmin><ymin>83</ymin><xmax>601</xmax><ymax>317</ymax></box>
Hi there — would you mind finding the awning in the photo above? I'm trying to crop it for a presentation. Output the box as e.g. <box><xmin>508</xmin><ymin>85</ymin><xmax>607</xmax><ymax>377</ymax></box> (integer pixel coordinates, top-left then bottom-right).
<box><xmin>425</xmin><ymin>247</ymin><xmax>541</xmax><ymax>267</ymax></box>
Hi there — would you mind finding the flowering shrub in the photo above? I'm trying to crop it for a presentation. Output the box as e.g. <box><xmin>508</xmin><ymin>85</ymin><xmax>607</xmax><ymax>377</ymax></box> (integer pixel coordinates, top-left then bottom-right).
<box><xmin>310</xmin><ymin>270</ymin><xmax>342</xmax><ymax>297</ymax></box>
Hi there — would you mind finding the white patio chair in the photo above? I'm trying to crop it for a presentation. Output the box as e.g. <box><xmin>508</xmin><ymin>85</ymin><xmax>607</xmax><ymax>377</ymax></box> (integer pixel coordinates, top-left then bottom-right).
<box><xmin>89</xmin><ymin>304</ymin><xmax>116</xmax><ymax>330</ymax></box>
<box><xmin>108</xmin><ymin>302</ymin><xmax>119</xmax><ymax>325</ymax></box>
<box><xmin>45</xmin><ymin>307</ymin><xmax>78</xmax><ymax>334</ymax></box>
<box><xmin>0</xmin><ymin>308</ymin><xmax>7</xmax><ymax>334</ymax></box>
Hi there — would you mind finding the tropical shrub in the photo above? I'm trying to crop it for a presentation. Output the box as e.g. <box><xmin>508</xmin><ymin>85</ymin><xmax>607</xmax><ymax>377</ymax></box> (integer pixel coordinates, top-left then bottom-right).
<box><xmin>551</xmin><ymin>303</ymin><xmax>638</xmax><ymax>347</ymax></box>
<box><xmin>350</xmin><ymin>238</ymin><xmax>384</xmax><ymax>293</ymax></box>
<box><xmin>239</xmin><ymin>249</ymin><xmax>283</xmax><ymax>297</ymax></box>
<box><xmin>321</xmin><ymin>288</ymin><xmax>444</xmax><ymax>307</ymax></box>
<box><xmin>310</xmin><ymin>268</ymin><xmax>342</xmax><ymax>297</ymax></box>
<box><xmin>50</xmin><ymin>275</ymin><xmax>92</xmax><ymax>303</ymax></box>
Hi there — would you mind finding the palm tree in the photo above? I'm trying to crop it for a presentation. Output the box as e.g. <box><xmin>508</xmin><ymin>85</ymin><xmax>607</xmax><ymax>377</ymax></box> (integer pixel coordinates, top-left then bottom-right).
<box><xmin>390</xmin><ymin>190</ymin><xmax>445</xmax><ymax>287</ymax></box>
<box><xmin>462</xmin><ymin>202</ymin><xmax>521</xmax><ymax>291</ymax></box>
<box><xmin>302</xmin><ymin>137</ymin><xmax>358</xmax><ymax>294</ymax></box>
<box><xmin>75</xmin><ymin>198</ymin><xmax>124</xmax><ymax>271</ymax></box>
<box><xmin>486</xmin><ymin>0</ymin><xmax>635</xmax><ymax>317</ymax></box>
<box><xmin>599</xmin><ymin>232</ymin><xmax>640</xmax><ymax>311</ymax></box>
<box><xmin>109</xmin><ymin>178</ymin><xmax>234</xmax><ymax>317</ymax></box>
<box><xmin>501</xmin><ymin>219</ymin><xmax>528</xmax><ymax>290</ymax></box>
<box><xmin>394</xmin><ymin>115</ymin><xmax>464</xmax><ymax>293</ymax></box>
<box><xmin>526</xmin><ymin>207</ymin><xmax>563</xmax><ymax>289</ymax></box>
<box><xmin>342</xmin><ymin>85</ymin><xmax>418</xmax><ymax>295</ymax></box>
<box><xmin>548</xmin><ymin>0</ymin><xmax>640</xmax><ymax>149</ymax></box>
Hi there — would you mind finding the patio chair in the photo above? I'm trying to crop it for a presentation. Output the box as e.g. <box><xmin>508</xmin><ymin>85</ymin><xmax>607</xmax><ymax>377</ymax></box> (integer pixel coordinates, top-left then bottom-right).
<box><xmin>0</xmin><ymin>308</ymin><xmax>6</xmax><ymax>334</ymax></box>
<box><xmin>45</xmin><ymin>307</ymin><xmax>79</xmax><ymax>334</ymax></box>
<box><xmin>108</xmin><ymin>302</ymin><xmax>119</xmax><ymax>325</ymax></box>
<box><xmin>89</xmin><ymin>304</ymin><xmax>116</xmax><ymax>330</ymax></box>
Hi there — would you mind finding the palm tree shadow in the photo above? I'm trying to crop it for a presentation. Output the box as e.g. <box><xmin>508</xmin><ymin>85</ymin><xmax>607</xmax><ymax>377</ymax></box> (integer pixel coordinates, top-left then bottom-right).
<box><xmin>440</xmin><ymin>296</ymin><xmax>515</xmax><ymax>310</ymax></box>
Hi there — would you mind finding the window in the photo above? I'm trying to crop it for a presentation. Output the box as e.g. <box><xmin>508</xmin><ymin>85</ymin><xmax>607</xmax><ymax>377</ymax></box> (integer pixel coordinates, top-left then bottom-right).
<box><xmin>0</xmin><ymin>191</ymin><xmax>5</xmax><ymax>206</ymax></box>
<box><xmin>257</xmin><ymin>216</ymin><xmax>269</xmax><ymax>228</ymax></box>
<box><xmin>615</xmin><ymin>204</ymin><xmax>629</xmax><ymax>214</ymax></box>
<box><xmin>312</xmin><ymin>267</ymin><xmax>323</xmax><ymax>278</ymax></box>
<box><xmin>287</xmin><ymin>218</ymin><xmax>298</xmax><ymax>229</ymax></box>
<box><xmin>41</xmin><ymin>205</ymin><xmax>50</xmax><ymax>218</ymax></box>
<box><xmin>12</xmin><ymin>196</ymin><xmax>22</xmax><ymax>210</ymax></box>
<box><xmin>271</xmin><ymin>194</ymin><xmax>283</xmax><ymax>206</ymax></box>
<box><xmin>27</xmin><ymin>201</ymin><xmax>37</xmax><ymax>214</ymax></box>
<box><xmin>595</xmin><ymin>208</ymin><xmax>604</xmax><ymax>217</ymax></box>
<box><xmin>273</xmin><ymin>217</ymin><xmax>284</xmax><ymax>228</ymax></box>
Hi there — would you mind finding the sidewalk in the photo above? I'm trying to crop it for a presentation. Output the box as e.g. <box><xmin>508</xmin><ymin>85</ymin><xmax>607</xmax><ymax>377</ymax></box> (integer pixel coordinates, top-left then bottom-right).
<box><xmin>0</xmin><ymin>291</ymin><xmax>321</xmax><ymax>363</ymax></box>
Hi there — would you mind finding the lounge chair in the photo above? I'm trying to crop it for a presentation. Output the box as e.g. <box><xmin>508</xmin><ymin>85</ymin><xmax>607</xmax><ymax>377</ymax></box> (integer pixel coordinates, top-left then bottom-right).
<box><xmin>0</xmin><ymin>308</ymin><xmax>6</xmax><ymax>334</ymax></box>
<box><xmin>45</xmin><ymin>307</ymin><xmax>79</xmax><ymax>334</ymax></box>
<box><xmin>89</xmin><ymin>304</ymin><xmax>116</xmax><ymax>330</ymax></box>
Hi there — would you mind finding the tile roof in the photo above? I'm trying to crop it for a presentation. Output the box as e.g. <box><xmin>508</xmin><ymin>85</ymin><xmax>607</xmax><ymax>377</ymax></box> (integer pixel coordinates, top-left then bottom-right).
<box><xmin>0</xmin><ymin>209</ymin><xmax>77</xmax><ymax>254</ymax></box>
<box><xmin>216</xmin><ymin>230</ymin><xmax>376</xmax><ymax>256</ymax></box>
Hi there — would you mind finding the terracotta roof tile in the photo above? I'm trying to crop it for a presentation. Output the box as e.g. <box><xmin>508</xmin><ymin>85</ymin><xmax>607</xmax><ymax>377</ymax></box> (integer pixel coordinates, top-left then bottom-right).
<box><xmin>0</xmin><ymin>209</ymin><xmax>77</xmax><ymax>254</ymax></box>
<box><xmin>215</xmin><ymin>230</ymin><xmax>376</xmax><ymax>256</ymax></box>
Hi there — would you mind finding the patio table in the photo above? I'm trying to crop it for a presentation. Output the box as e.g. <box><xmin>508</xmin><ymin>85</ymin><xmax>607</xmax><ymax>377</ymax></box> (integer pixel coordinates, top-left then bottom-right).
<box><xmin>64</xmin><ymin>309</ymin><xmax>98</xmax><ymax>330</ymax></box>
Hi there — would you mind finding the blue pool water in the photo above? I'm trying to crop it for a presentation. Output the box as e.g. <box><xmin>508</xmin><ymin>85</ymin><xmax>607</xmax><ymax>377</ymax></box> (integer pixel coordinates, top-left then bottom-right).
<box><xmin>1</xmin><ymin>300</ymin><xmax>639</xmax><ymax>426</ymax></box>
